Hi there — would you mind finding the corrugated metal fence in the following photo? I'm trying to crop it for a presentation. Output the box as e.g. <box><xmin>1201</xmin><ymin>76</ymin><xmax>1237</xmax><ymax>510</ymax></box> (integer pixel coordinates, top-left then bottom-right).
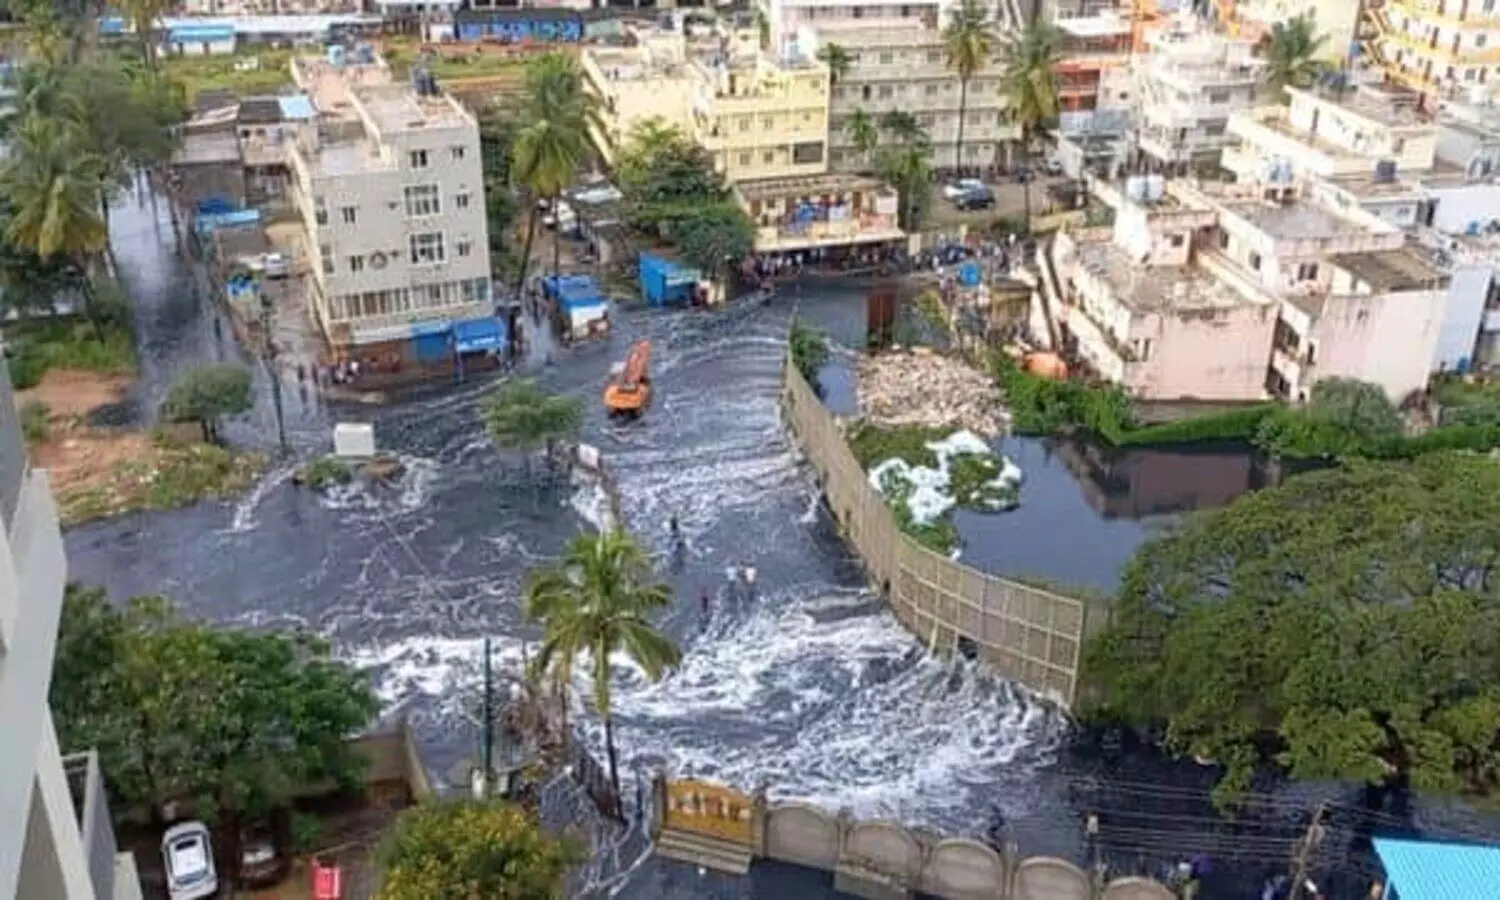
<box><xmin>781</xmin><ymin>358</ymin><xmax>1099</xmax><ymax>707</ymax></box>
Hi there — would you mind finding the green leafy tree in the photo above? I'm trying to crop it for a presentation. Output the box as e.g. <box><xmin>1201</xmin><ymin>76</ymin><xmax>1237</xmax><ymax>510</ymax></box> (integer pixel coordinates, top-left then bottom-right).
<box><xmin>616</xmin><ymin>120</ymin><xmax>732</xmax><ymax>232</ymax></box>
<box><xmin>1256</xmin><ymin>377</ymin><xmax>1404</xmax><ymax>458</ymax></box>
<box><xmin>377</xmin><ymin>800</ymin><xmax>580</xmax><ymax>900</ymax></box>
<box><xmin>50</xmin><ymin>586</ymin><xmax>379</xmax><ymax>874</ymax></box>
<box><xmin>877</xmin><ymin>144</ymin><xmax>934</xmax><ymax>231</ymax></box>
<box><xmin>998</xmin><ymin>20</ymin><xmax>1064</xmax><ymax>221</ymax></box>
<box><xmin>525</xmin><ymin>530</ymin><xmax>682</xmax><ymax>796</ymax></box>
<box><xmin>118</xmin><ymin>0</ymin><xmax>171</xmax><ymax>71</ymax></box>
<box><xmin>846</xmin><ymin>108</ymin><xmax>880</xmax><ymax>169</ymax></box>
<box><xmin>675</xmin><ymin>203</ymin><xmax>755</xmax><ymax>283</ymax></box>
<box><xmin>942</xmin><ymin>0</ymin><xmax>997</xmax><ymax>173</ymax></box>
<box><xmin>1083</xmin><ymin>454</ymin><xmax>1500</xmax><ymax>809</ymax></box>
<box><xmin>1262</xmin><ymin>15</ymin><xmax>1328</xmax><ymax>100</ymax></box>
<box><xmin>790</xmin><ymin>320</ymin><xmax>831</xmax><ymax>389</ymax></box>
<box><xmin>479</xmin><ymin>378</ymin><xmax>584</xmax><ymax>475</ymax></box>
<box><xmin>816</xmin><ymin>41</ymin><xmax>853</xmax><ymax>86</ymax></box>
<box><xmin>880</xmin><ymin>110</ymin><xmax>927</xmax><ymax>146</ymax></box>
<box><xmin>162</xmin><ymin>363</ymin><xmax>253</xmax><ymax>443</ymax></box>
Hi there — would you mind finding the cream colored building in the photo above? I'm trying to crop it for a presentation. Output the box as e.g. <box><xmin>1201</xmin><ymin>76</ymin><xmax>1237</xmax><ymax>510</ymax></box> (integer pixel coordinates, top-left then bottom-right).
<box><xmin>1221</xmin><ymin>0</ymin><xmax>1359</xmax><ymax>65</ymax></box>
<box><xmin>1368</xmin><ymin>0</ymin><xmax>1500</xmax><ymax>98</ymax></box>
<box><xmin>1051</xmin><ymin>177</ymin><xmax>1448</xmax><ymax>403</ymax></box>
<box><xmin>288</xmin><ymin>54</ymin><xmax>494</xmax><ymax>351</ymax></box>
<box><xmin>581</xmin><ymin>34</ymin><xmax>700</xmax><ymax>166</ymax></box>
<box><xmin>690</xmin><ymin>52</ymin><xmax>832</xmax><ymax>183</ymax></box>
<box><xmin>1132</xmin><ymin>15</ymin><xmax>1264</xmax><ymax>169</ymax></box>
<box><xmin>805</xmin><ymin>21</ymin><xmax>1020</xmax><ymax>172</ymax></box>
<box><xmin>736</xmin><ymin>172</ymin><xmax>906</xmax><ymax>253</ymax></box>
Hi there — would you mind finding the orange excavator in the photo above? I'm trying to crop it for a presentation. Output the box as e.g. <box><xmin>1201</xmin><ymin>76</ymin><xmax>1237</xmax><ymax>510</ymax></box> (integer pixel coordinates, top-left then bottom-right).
<box><xmin>603</xmin><ymin>339</ymin><xmax>652</xmax><ymax>419</ymax></box>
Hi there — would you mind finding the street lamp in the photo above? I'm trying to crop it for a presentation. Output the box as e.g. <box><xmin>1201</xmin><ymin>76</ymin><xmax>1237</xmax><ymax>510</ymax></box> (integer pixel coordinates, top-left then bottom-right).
<box><xmin>258</xmin><ymin>291</ymin><xmax>289</xmax><ymax>456</ymax></box>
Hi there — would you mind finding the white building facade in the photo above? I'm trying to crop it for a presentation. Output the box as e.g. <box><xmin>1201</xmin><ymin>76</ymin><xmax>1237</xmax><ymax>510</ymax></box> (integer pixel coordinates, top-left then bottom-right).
<box><xmin>0</xmin><ymin>367</ymin><xmax>142</xmax><ymax>900</ymax></box>
<box><xmin>1132</xmin><ymin>16</ymin><xmax>1264</xmax><ymax>170</ymax></box>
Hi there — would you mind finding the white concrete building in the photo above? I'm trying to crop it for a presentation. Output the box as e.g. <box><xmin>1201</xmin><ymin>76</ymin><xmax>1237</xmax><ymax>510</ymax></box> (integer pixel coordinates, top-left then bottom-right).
<box><xmin>0</xmin><ymin>367</ymin><xmax>143</xmax><ymax>900</ymax></box>
<box><xmin>289</xmin><ymin>52</ymin><xmax>496</xmax><ymax>356</ymax></box>
<box><xmin>1132</xmin><ymin>15</ymin><xmax>1264</xmax><ymax>170</ymax></box>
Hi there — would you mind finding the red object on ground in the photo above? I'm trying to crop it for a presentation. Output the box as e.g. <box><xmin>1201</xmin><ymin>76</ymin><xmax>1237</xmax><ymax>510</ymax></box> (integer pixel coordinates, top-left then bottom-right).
<box><xmin>312</xmin><ymin>860</ymin><xmax>343</xmax><ymax>900</ymax></box>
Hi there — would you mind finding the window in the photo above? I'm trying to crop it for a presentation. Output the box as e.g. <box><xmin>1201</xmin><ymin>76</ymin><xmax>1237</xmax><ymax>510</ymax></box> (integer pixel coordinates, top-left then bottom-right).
<box><xmin>405</xmin><ymin>184</ymin><xmax>441</xmax><ymax>217</ymax></box>
<box><xmin>1169</xmin><ymin>234</ymin><xmax>1185</xmax><ymax>248</ymax></box>
<box><xmin>738</xmin><ymin>151</ymin><xmax>752</xmax><ymax>166</ymax></box>
<box><xmin>927</xmin><ymin>50</ymin><xmax>942</xmax><ymax>64</ymax></box>
<box><xmin>1480</xmin><ymin>35</ymin><xmax>1490</xmax><ymax>48</ymax></box>
<box><xmin>409</xmin><ymin>232</ymin><xmax>445</xmax><ymax>264</ymax></box>
<box><xmin>340</xmin><ymin>205</ymin><xmax>357</xmax><ymax>225</ymax></box>
<box><xmin>878</xmin><ymin>85</ymin><xmax>893</xmax><ymax>99</ymax></box>
<box><xmin>1296</xmin><ymin>262</ymin><xmax>1319</xmax><ymax>281</ymax></box>
<box><xmin>738</xmin><ymin>117</ymin><xmax>751</xmax><ymax>132</ymax></box>
<box><xmin>457</xmin><ymin>240</ymin><xmax>473</xmax><ymax>257</ymax></box>
<box><xmin>762</xmin><ymin>115</ymin><xmax>775</xmax><ymax>130</ymax></box>
<box><xmin>879</xmin><ymin>52</ymin><xmax>894</xmax><ymax>64</ymax></box>
<box><xmin>925</xmin><ymin>84</ymin><xmax>939</xmax><ymax>96</ymax></box>
<box><xmin>320</xmin><ymin>244</ymin><xmax>333</xmax><ymax>274</ymax></box>
<box><xmin>1207</xmin><ymin>89</ymin><xmax>1231</xmax><ymax>104</ymax></box>
<box><xmin>762</xmin><ymin>150</ymin><xmax>775</xmax><ymax>163</ymax></box>
<box><xmin>450</xmin><ymin>145</ymin><xmax>466</xmax><ymax>161</ymax></box>
<box><xmin>410</xmin><ymin>149</ymin><xmax>430</xmax><ymax>168</ymax></box>
<box><xmin>1249</xmin><ymin>251</ymin><xmax>1262</xmax><ymax>270</ymax></box>
<box><xmin>455</xmin><ymin>192</ymin><xmax>471</xmax><ymax>209</ymax></box>
<box><xmin>314</xmin><ymin>196</ymin><xmax>328</xmax><ymax>226</ymax></box>
<box><xmin>348</xmin><ymin>255</ymin><xmax>365</xmax><ymax>272</ymax></box>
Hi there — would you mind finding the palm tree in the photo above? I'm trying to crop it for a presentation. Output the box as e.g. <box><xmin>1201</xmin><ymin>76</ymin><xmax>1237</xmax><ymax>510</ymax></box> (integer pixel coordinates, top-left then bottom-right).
<box><xmin>998</xmin><ymin>20</ymin><xmax>1064</xmax><ymax>224</ymax></box>
<box><xmin>880</xmin><ymin>110</ymin><xmax>927</xmax><ymax>146</ymax></box>
<box><xmin>1</xmin><ymin>116</ymin><xmax>110</xmax><ymax>336</ymax></box>
<box><xmin>525</xmin><ymin>530</ymin><xmax>682</xmax><ymax>796</ymax></box>
<box><xmin>877</xmin><ymin>145</ymin><xmax>933</xmax><ymax>232</ymax></box>
<box><xmin>943</xmin><ymin>0</ymin><xmax>997</xmax><ymax>176</ymax></box>
<box><xmin>847</xmin><ymin>108</ymin><xmax>879</xmax><ymax>170</ymax></box>
<box><xmin>1262</xmin><ymin>15</ymin><xmax>1328</xmax><ymax>100</ymax></box>
<box><xmin>816</xmin><ymin>42</ymin><xmax>853</xmax><ymax>87</ymax></box>
<box><xmin>119</xmin><ymin>0</ymin><xmax>171</xmax><ymax>71</ymax></box>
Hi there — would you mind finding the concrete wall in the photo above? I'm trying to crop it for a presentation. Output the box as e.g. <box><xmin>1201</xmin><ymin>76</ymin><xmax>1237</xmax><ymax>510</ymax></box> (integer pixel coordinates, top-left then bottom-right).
<box><xmin>781</xmin><ymin>360</ymin><xmax>1099</xmax><ymax>706</ymax></box>
<box><xmin>655</xmin><ymin>774</ymin><xmax>1175</xmax><ymax>899</ymax></box>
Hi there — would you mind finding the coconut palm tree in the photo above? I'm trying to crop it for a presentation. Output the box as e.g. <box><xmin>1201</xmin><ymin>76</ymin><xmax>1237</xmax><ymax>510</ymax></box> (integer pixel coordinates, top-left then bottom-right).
<box><xmin>1262</xmin><ymin>15</ymin><xmax>1328</xmax><ymax>100</ymax></box>
<box><xmin>880</xmin><ymin>110</ymin><xmax>928</xmax><ymax>146</ymax></box>
<box><xmin>998</xmin><ymin>20</ymin><xmax>1064</xmax><ymax>223</ymax></box>
<box><xmin>943</xmin><ymin>0</ymin><xmax>997</xmax><ymax>176</ymax></box>
<box><xmin>877</xmin><ymin>144</ymin><xmax>934</xmax><ymax>232</ymax></box>
<box><xmin>1</xmin><ymin>116</ymin><xmax>110</xmax><ymax>336</ymax></box>
<box><xmin>524</xmin><ymin>530</ymin><xmax>681</xmax><ymax>797</ymax></box>
<box><xmin>817</xmin><ymin>42</ymin><xmax>853</xmax><ymax>87</ymax></box>
<box><xmin>846</xmin><ymin>108</ymin><xmax>879</xmax><ymax>170</ymax></box>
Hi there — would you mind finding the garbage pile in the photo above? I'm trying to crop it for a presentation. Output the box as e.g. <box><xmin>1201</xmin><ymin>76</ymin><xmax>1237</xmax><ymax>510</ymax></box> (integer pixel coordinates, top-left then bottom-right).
<box><xmin>856</xmin><ymin>348</ymin><xmax>1009</xmax><ymax>437</ymax></box>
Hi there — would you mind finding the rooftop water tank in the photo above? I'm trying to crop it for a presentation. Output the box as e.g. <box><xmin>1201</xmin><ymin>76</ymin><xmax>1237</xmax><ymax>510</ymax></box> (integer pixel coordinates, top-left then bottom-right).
<box><xmin>1144</xmin><ymin>175</ymin><xmax>1166</xmax><ymax>202</ymax></box>
<box><xmin>1125</xmin><ymin>176</ymin><xmax>1148</xmax><ymax>202</ymax></box>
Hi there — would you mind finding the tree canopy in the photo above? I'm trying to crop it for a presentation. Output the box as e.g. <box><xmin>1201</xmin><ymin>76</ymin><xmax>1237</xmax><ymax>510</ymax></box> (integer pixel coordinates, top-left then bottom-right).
<box><xmin>1083</xmin><ymin>454</ymin><xmax>1500</xmax><ymax>808</ymax></box>
<box><xmin>162</xmin><ymin>363</ymin><xmax>254</xmax><ymax>442</ymax></box>
<box><xmin>51</xmin><ymin>586</ymin><xmax>379</xmax><ymax>839</ymax></box>
<box><xmin>1256</xmin><ymin>376</ymin><xmax>1404</xmax><ymax>458</ymax></box>
<box><xmin>1261</xmin><ymin>15</ymin><xmax>1328</xmax><ymax>98</ymax></box>
<box><xmin>378</xmin><ymin>800</ymin><xmax>579</xmax><ymax>900</ymax></box>
<box><xmin>480</xmin><ymin>378</ymin><xmax>585</xmax><ymax>465</ymax></box>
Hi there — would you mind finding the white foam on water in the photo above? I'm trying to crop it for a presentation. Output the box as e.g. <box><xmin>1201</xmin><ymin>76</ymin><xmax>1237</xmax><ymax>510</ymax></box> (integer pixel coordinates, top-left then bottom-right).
<box><xmin>569</xmin><ymin>468</ymin><xmax>615</xmax><ymax>533</ymax></box>
<box><xmin>345</xmin><ymin>634</ymin><xmax>531</xmax><ymax>711</ymax></box>
<box><xmin>224</xmin><ymin>465</ymin><xmax>296</xmax><ymax>533</ymax></box>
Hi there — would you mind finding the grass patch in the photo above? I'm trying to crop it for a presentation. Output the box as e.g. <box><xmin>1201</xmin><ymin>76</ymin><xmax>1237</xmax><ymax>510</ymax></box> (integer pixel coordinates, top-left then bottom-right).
<box><xmin>58</xmin><ymin>432</ymin><xmax>267</xmax><ymax>527</ymax></box>
<box><xmin>6</xmin><ymin>316</ymin><xmax>136</xmax><ymax>389</ymax></box>
<box><xmin>162</xmin><ymin>50</ymin><xmax>295</xmax><ymax>100</ymax></box>
<box><xmin>948</xmin><ymin>453</ymin><xmax>1018</xmax><ymax>509</ymax></box>
<box><xmin>847</xmin><ymin>422</ymin><xmax>948</xmax><ymax>470</ymax></box>
<box><xmin>876</xmin><ymin>467</ymin><xmax>961</xmax><ymax>554</ymax></box>
<box><xmin>20</xmin><ymin>401</ymin><xmax>50</xmax><ymax>444</ymax></box>
<box><xmin>298</xmin><ymin>455</ymin><xmax>354</xmax><ymax>491</ymax></box>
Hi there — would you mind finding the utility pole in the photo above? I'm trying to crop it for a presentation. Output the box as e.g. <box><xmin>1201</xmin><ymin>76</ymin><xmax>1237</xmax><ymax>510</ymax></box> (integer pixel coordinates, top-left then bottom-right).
<box><xmin>1289</xmin><ymin>801</ymin><xmax>1329</xmax><ymax>900</ymax></box>
<box><xmin>257</xmin><ymin>292</ymin><xmax>289</xmax><ymax>456</ymax></box>
<box><xmin>481</xmin><ymin>637</ymin><xmax>494</xmax><ymax>796</ymax></box>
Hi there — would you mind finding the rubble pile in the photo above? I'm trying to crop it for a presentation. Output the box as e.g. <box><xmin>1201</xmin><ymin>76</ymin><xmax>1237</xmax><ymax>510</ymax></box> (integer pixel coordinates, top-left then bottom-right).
<box><xmin>856</xmin><ymin>349</ymin><xmax>1009</xmax><ymax>437</ymax></box>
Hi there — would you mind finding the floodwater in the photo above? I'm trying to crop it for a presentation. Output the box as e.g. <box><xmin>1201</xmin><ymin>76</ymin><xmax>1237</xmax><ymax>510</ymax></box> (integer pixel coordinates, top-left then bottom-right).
<box><xmin>62</xmin><ymin>186</ymin><xmax>1500</xmax><ymax>898</ymax></box>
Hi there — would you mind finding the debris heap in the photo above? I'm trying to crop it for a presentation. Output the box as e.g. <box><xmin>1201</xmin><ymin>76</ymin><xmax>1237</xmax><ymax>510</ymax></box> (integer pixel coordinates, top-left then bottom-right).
<box><xmin>856</xmin><ymin>349</ymin><xmax>1009</xmax><ymax>437</ymax></box>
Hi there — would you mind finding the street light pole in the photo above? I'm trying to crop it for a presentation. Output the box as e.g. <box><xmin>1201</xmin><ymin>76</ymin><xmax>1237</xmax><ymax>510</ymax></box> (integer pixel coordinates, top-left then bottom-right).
<box><xmin>258</xmin><ymin>293</ymin><xmax>289</xmax><ymax>456</ymax></box>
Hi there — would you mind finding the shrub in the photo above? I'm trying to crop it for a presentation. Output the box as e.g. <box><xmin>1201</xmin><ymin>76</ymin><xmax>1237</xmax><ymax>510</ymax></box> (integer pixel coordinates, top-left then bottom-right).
<box><xmin>302</xmin><ymin>456</ymin><xmax>354</xmax><ymax>490</ymax></box>
<box><xmin>789</xmin><ymin>321</ymin><xmax>831</xmax><ymax>386</ymax></box>
<box><xmin>20</xmin><ymin>401</ymin><xmax>50</xmax><ymax>444</ymax></box>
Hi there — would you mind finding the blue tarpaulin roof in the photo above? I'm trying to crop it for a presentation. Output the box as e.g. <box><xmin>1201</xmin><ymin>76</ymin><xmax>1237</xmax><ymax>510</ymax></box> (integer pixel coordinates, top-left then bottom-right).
<box><xmin>410</xmin><ymin>320</ymin><xmax>452</xmax><ymax>338</ymax></box>
<box><xmin>1374</xmin><ymin>837</ymin><xmax>1500</xmax><ymax>900</ymax></box>
<box><xmin>278</xmin><ymin>95</ymin><xmax>316</xmax><ymax>120</ymax></box>
<box><xmin>195</xmin><ymin>208</ymin><xmax>260</xmax><ymax>236</ymax></box>
<box><xmin>454</xmin><ymin>317</ymin><xmax>506</xmax><ymax>353</ymax></box>
<box><xmin>542</xmin><ymin>275</ymin><xmax>606</xmax><ymax>310</ymax></box>
<box><xmin>170</xmin><ymin>24</ymin><xmax>236</xmax><ymax>42</ymax></box>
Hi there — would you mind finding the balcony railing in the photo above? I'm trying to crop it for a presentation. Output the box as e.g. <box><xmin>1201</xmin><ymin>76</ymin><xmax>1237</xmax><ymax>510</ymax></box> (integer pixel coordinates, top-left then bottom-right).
<box><xmin>62</xmin><ymin>752</ymin><xmax>118</xmax><ymax>900</ymax></box>
<box><xmin>0</xmin><ymin>363</ymin><xmax>27</xmax><ymax>533</ymax></box>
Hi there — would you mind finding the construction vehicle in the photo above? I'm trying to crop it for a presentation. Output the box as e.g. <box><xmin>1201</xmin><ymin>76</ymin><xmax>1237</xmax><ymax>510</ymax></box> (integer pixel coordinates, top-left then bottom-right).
<box><xmin>604</xmin><ymin>339</ymin><xmax>652</xmax><ymax>419</ymax></box>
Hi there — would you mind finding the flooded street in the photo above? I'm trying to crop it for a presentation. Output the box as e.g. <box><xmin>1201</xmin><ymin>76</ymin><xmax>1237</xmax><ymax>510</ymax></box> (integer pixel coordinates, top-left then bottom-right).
<box><xmin>62</xmin><ymin>186</ymin><xmax>1500</xmax><ymax>897</ymax></box>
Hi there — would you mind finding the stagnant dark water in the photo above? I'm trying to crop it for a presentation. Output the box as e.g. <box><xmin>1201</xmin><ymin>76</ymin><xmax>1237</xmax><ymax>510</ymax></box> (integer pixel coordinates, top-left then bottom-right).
<box><xmin>61</xmin><ymin>185</ymin><xmax>1500</xmax><ymax>898</ymax></box>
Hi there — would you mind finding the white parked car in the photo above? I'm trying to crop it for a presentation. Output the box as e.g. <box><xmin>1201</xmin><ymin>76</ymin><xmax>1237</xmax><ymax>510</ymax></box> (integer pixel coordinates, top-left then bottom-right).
<box><xmin>942</xmin><ymin>178</ymin><xmax>986</xmax><ymax>200</ymax></box>
<box><xmin>162</xmin><ymin>821</ymin><xmax>219</xmax><ymax>900</ymax></box>
<box><xmin>1043</xmin><ymin>156</ymin><xmax>1065</xmax><ymax>176</ymax></box>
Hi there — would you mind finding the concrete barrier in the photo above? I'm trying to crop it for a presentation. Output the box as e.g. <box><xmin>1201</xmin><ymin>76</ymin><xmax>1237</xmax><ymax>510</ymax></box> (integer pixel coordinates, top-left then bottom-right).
<box><xmin>781</xmin><ymin>357</ymin><xmax>1096</xmax><ymax>706</ymax></box>
<box><xmin>654</xmin><ymin>775</ymin><xmax>1173</xmax><ymax>899</ymax></box>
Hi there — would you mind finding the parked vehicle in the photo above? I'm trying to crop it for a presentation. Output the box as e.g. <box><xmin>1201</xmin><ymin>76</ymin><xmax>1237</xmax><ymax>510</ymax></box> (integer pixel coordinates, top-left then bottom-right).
<box><xmin>953</xmin><ymin>187</ymin><xmax>996</xmax><ymax>211</ymax></box>
<box><xmin>238</xmin><ymin>828</ymin><xmax>287</xmax><ymax>890</ymax></box>
<box><xmin>1044</xmin><ymin>156</ymin><xmax>1065</xmax><ymax>176</ymax></box>
<box><xmin>162</xmin><ymin>821</ymin><xmax>219</xmax><ymax>900</ymax></box>
<box><xmin>943</xmin><ymin>178</ymin><xmax>987</xmax><ymax>200</ymax></box>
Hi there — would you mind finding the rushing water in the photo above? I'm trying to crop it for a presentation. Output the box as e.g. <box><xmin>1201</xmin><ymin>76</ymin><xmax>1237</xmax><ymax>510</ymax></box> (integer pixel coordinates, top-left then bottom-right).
<box><xmin>63</xmin><ymin>186</ymin><xmax>1500</xmax><ymax>898</ymax></box>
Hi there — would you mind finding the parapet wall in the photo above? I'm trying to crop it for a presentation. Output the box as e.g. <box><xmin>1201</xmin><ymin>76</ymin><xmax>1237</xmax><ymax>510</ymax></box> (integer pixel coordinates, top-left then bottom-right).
<box><xmin>780</xmin><ymin>358</ymin><xmax>1098</xmax><ymax>706</ymax></box>
<box><xmin>653</xmin><ymin>776</ymin><xmax>1174</xmax><ymax>900</ymax></box>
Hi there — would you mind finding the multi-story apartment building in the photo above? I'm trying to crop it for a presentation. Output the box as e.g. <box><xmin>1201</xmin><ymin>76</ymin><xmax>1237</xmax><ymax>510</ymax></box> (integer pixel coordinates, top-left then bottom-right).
<box><xmin>807</xmin><ymin>21</ymin><xmax>1020</xmax><ymax>172</ymax></box>
<box><xmin>1051</xmin><ymin>177</ymin><xmax>1450</xmax><ymax>403</ymax></box>
<box><xmin>1367</xmin><ymin>0</ymin><xmax>1500</xmax><ymax>99</ymax></box>
<box><xmin>1220</xmin><ymin>0</ymin><xmax>1360</xmax><ymax>65</ymax></box>
<box><xmin>1132</xmin><ymin>15</ymin><xmax>1264</xmax><ymax>170</ymax></box>
<box><xmin>581</xmin><ymin>35</ymin><xmax>700</xmax><ymax>166</ymax></box>
<box><xmin>690</xmin><ymin>51</ymin><xmax>832</xmax><ymax>183</ymax></box>
<box><xmin>735</xmin><ymin>172</ymin><xmax>906</xmax><ymax>254</ymax></box>
<box><xmin>0</xmin><ymin>367</ymin><xmax>143</xmax><ymax>900</ymax></box>
<box><xmin>1050</xmin><ymin>3</ymin><xmax>1135</xmax><ymax>113</ymax></box>
<box><xmin>289</xmin><ymin>52</ymin><xmax>498</xmax><ymax>359</ymax></box>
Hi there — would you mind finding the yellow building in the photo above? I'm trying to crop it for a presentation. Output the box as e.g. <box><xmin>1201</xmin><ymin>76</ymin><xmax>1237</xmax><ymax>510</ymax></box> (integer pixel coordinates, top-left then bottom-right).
<box><xmin>581</xmin><ymin>35</ymin><xmax>699</xmax><ymax>166</ymax></box>
<box><xmin>1219</xmin><ymin>0</ymin><xmax>1359</xmax><ymax>65</ymax></box>
<box><xmin>1366</xmin><ymin>0</ymin><xmax>1500</xmax><ymax>98</ymax></box>
<box><xmin>735</xmin><ymin>173</ymin><xmax>905</xmax><ymax>254</ymax></box>
<box><xmin>691</xmin><ymin>53</ymin><xmax>832</xmax><ymax>183</ymax></box>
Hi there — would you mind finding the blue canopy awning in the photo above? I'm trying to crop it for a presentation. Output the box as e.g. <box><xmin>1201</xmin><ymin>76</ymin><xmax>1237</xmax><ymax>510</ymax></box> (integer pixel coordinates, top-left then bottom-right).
<box><xmin>453</xmin><ymin>317</ymin><xmax>505</xmax><ymax>353</ymax></box>
<box><xmin>1374</xmin><ymin>837</ymin><xmax>1500</xmax><ymax>900</ymax></box>
<box><xmin>170</xmin><ymin>25</ymin><xmax>235</xmax><ymax>43</ymax></box>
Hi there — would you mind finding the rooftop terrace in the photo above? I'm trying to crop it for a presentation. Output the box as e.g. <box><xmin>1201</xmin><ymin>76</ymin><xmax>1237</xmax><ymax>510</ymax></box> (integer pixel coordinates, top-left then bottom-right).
<box><xmin>356</xmin><ymin>84</ymin><xmax>471</xmax><ymax>134</ymax></box>
<box><xmin>1076</xmin><ymin>240</ymin><xmax>1258</xmax><ymax>313</ymax></box>
<box><xmin>1226</xmin><ymin>199</ymin><xmax>1365</xmax><ymax>241</ymax></box>
<box><xmin>1290</xmin><ymin>84</ymin><xmax>1431</xmax><ymax>130</ymax></box>
<box><xmin>735</xmin><ymin>172</ymin><xmax>892</xmax><ymax>202</ymax></box>
<box><xmin>1328</xmin><ymin>244</ymin><xmax>1451</xmax><ymax>293</ymax></box>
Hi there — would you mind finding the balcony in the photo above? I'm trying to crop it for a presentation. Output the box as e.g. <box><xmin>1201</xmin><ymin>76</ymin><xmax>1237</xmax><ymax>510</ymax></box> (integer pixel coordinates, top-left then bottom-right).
<box><xmin>0</xmin><ymin>364</ymin><xmax>25</xmax><ymax>533</ymax></box>
<box><xmin>63</xmin><ymin>751</ymin><xmax>138</xmax><ymax>900</ymax></box>
<box><xmin>1226</xmin><ymin>107</ymin><xmax>1369</xmax><ymax>177</ymax></box>
<box><xmin>1388</xmin><ymin>0</ymin><xmax>1500</xmax><ymax>26</ymax></box>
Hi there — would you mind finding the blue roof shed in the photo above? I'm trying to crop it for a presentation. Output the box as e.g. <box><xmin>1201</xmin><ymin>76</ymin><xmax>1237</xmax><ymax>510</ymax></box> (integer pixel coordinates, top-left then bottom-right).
<box><xmin>1374</xmin><ymin>837</ymin><xmax>1500</xmax><ymax>900</ymax></box>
